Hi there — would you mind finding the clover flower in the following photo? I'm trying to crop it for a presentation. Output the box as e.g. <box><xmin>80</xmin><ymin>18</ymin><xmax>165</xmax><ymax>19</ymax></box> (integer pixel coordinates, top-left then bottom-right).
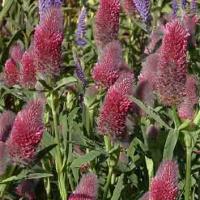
<box><xmin>69</xmin><ymin>173</ymin><xmax>98</xmax><ymax>200</ymax></box>
<box><xmin>6</xmin><ymin>99</ymin><xmax>45</xmax><ymax>162</ymax></box>
<box><xmin>121</xmin><ymin>0</ymin><xmax>136</xmax><ymax>16</ymax></box>
<box><xmin>94</xmin><ymin>0</ymin><xmax>120</xmax><ymax>49</ymax></box>
<box><xmin>92</xmin><ymin>40</ymin><xmax>123</xmax><ymax>87</ymax></box>
<box><xmin>98</xmin><ymin>72</ymin><xmax>135</xmax><ymax>138</ymax></box>
<box><xmin>150</xmin><ymin>160</ymin><xmax>179</xmax><ymax>200</ymax></box>
<box><xmin>3</xmin><ymin>58</ymin><xmax>19</xmax><ymax>86</ymax></box>
<box><xmin>156</xmin><ymin>20</ymin><xmax>189</xmax><ymax>106</ymax></box>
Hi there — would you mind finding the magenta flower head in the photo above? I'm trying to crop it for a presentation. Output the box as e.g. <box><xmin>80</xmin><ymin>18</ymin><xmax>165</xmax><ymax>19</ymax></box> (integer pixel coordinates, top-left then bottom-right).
<box><xmin>9</xmin><ymin>43</ymin><xmax>24</xmax><ymax>64</ymax></box>
<box><xmin>33</xmin><ymin>6</ymin><xmax>64</xmax><ymax>76</ymax></box>
<box><xmin>6</xmin><ymin>99</ymin><xmax>45</xmax><ymax>163</ymax></box>
<box><xmin>94</xmin><ymin>0</ymin><xmax>120</xmax><ymax>50</ymax></box>
<box><xmin>150</xmin><ymin>160</ymin><xmax>179</xmax><ymax>200</ymax></box>
<box><xmin>16</xmin><ymin>180</ymin><xmax>36</xmax><ymax>200</ymax></box>
<box><xmin>69</xmin><ymin>173</ymin><xmax>98</xmax><ymax>200</ymax></box>
<box><xmin>178</xmin><ymin>75</ymin><xmax>198</xmax><ymax>120</ymax></box>
<box><xmin>20</xmin><ymin>50</ymin><xmax>37</xmax><ymax>88</ymax></box>
<box><xmin>121</xmin><ymin>0</ymin><xmax>136</xmax><ymax>16</ymax></box>
<box><xmin>92</xmin><ymin>40</ymin><xmax>123</xmax><ymax>88</ymax></box>
<box><xmin>3</xmin><ymin>58</ymin><xmax>19</xmax><ymax>86</ymax></box>
<box><xmin>0</xmin><ymin>111</ymin><xmax>16</xmax><ymax>142</ymax></box>
<box><xmin>98</xmin><ymin>72</ymin><xmax>135</xmax><ymax>139</ymax></box>
<box><xmin>156</xmin><ymin>20</ymin><xmax>189</xmax><ymax>106</ymax></box>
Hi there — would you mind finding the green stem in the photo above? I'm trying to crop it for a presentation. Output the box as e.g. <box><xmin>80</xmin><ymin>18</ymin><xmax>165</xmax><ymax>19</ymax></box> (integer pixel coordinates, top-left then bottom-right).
<box><xmin>185</xmin><ymin>134</ymin><xmax>192</xmax><ymax>200</ymax></box>
<box><xmin>50</xmin><ymin>93</ymin><xmax>67</xmax><ymax>200</ymax></box>
<box><xmin>194</xmin><ymin>110</ymin><xmax>200</xmax><ymax>126</ymax></box>
<box><xmin>103</xmin><ymin>166</ymin><xmax>113</xmax><ymax>200</ymax></box>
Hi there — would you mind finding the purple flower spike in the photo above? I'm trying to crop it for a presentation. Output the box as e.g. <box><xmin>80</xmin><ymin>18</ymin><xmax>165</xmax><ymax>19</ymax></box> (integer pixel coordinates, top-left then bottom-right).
<box><xmin>172</xmin><ymin>0</ymin><xmax>178</xmax><ymax>17</ymax></box>
<box><xmin>76</xmin><ymin>7</ymin><xmax>87</xmax><ymax>47</ymax></box>
<box><xmin>181</xmin><ymin>0</ymin><xmax>187</xmax><ymax>9</ymax></box>
<box><xmin>133</xmin><ymin>0</ymin><xmax>151</xmax><ymax>22</ymax></box>
<box><xmin>73</xmin><ymin>51</ymin><xmax>87</xmax><ymax>87</ymax></box>
<box><xmin>191</xmin><ymin>0</ymin><xmax>197</xmax><ymax>13</ymax></box>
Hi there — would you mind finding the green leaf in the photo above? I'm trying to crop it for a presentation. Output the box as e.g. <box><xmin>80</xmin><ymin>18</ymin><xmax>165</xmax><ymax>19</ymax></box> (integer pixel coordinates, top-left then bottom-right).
<box><xmin>70</xmin><ymin>150</ymin><xmax>105</xmax><ymax>168</ymax></box>
<box><xmin>111</xmin><ymin>174</ymin><xmax>124</xmax><ymax>200</ymax></box>
<box><xmin>0</xmin><ymin>0</ymin><xmax>14</xmax><ymax>23</ymax></box>
<box><xmin>130</xmin><ymin>96</ymin><xmax>172</xmax><ymax>130</ymax></box>
<box><xmin>163</xmin><ymin>129</ymin><xmax>179</xmax><ymax>160</ymax></box>
<box><xmin>26</xmin><ymin>173</ymin><xmax>53</xmax><ymax>180</ymax></box>
<box><xmin>54</xmin><ymin>77</ymin><xmax>77</xmax><ymax>91</ymax></box>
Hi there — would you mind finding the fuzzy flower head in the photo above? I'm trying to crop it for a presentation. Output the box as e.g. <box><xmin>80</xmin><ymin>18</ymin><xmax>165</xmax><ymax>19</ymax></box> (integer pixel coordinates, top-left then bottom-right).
<box><xmin>6</xmin><ymin>99</ymin><xmax>45</xmax><ymax>163</ymax></box>
<box><xmin>69</xmin><ymin>173</ymin><xmax>98</xmax><ymax>200</ymax></box>
<box><xmin>0</xmin><ymin>111</ymin><xmax>16</xmax><ymax>142</ymax></box>
<box><xmin>76</xmin><ymin>7</ymin><xmax>87</xmax><ymax>46</ymax></box>
<box><xmin>121</xmin><ymin>0</ymin><xmax>136</xmax><ymax>16</ymax></box>
<box><xmin>133</xmin><ymin>0</ymin><xmax>151</xmax><ymax>22</ymax></box>
<box><xmin>33</xmin><ymin>6</ymin><xmax>64</xmax><ymax>76</ymax></box>
<box><xmin>92</xmin><ymin>40</ymin><xmax>123</xmax><ymax>87</ymax></box>
<box><xmin>150</xmin><ymin>160</ymin><xmax>179</xmax><ymax>200</ymax></box>
<box><xmin>156</xmin><ymin>20</ymin><xmax>189</xmax><ymax>106</ymax></box>
<box><xmin>20</xmin><ymin>50</ymin><xmax>37</xmax><ymax>88</ymax></box>
<box><xmin>3</xmin><ymin>58</ymin><xmax>19</xmax><ymax>86</ymax></box>
<box><xmin>94</xmin><ymin>0</ymin><xmax>120</xmax><ymax>50</ymax></box>
<box><xmin>178</xmin><ymin>75</ymin><xmax>198</xmax><ymax>120</ymax></box>
<box><xmin>98</xmin><ymin>72</ymin><xmax>135</xmax><ymax>138</ymax></box>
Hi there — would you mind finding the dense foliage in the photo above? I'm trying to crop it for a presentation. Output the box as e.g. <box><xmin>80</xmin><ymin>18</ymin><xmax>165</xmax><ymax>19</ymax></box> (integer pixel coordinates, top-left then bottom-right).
<box><xmin>0</xmin><ymin>0</ymin><xmax>200</xmax><ymax>199</ymax></box>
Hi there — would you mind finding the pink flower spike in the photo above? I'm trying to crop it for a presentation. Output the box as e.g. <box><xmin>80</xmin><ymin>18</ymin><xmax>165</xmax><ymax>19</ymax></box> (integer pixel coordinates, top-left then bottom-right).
<box><xmin>178</xmin><ymin>75</ymin><xmax>198</xmax><ymax>120</ymax></box>
<box><xmin>20</xmin><ymin>51</ymin><xmax>37</xmax><ymax>88</ymax></box>
<box><xmin>3</xmin><ymin>58</ymin><xmax>19</xmax><ymax>86</ymax></box>
<box><xmin>69</xmin><ymin>173</ymin><xmax>98</xmax><ymax>200</ymax></box>
<box><xmin>0</xmin><ymin>111</ymin><xmax>16</xmax><ymax>142</ymax></box>
<box><xmin>156</xmin><ymin>20</ymin><xmax>189</xmax><ymax>106</ymax></box>
<box><xmin>92</xmin><ymin>40</ymin><xmax>123</xmax><ymax>87</ymax></box>
<box><xmin>150</xmin><ymin>160</ymin><xmax>179</xmax><ymax>200</ymax></box>
<box><xmin>6</xmin><ymin>99</ymin><xmax>45</xmax><ymax>163</ymax></box>
<box><xmin>94</xmin><ymin>0</ymin><xmax>120</xmax><ymax>50</ymax></box>
<box><xmin>9</xmin><ymin>43</ymin><xmax>24</xmax><ymax>63</ymax></box>
<box><xmin>33</xmin><ymin>6</ymin><xmax>64</xmax><ymax>76</ymax></box>
<box><xmin>98</xmin><ymin>72</ymin><xmax>135</xmax><ymax>138</ymax></box>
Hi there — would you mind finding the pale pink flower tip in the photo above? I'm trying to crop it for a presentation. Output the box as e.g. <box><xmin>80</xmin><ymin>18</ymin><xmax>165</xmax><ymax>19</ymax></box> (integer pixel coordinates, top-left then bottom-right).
<box><xmin>98</xmin><ymin>72</ymin><xmax>135</xmax><ymax>138</ymax></box>
<box><xmin>6</xmin><ymin>99</ymin><xmax>45</xmax><ymax>162</ymax></box>
<box><xmin>178</xmin><ymin>75</ymin><xmax>198</xmax><ymax>120</ymax></box>
<box><xmin>0</xmin><ymin>110</ymin><xmax>16</xmax><ymax>142</ymax></box>
<box><xmin>150</xmin><ymin>160</ymin><xmax>179</xmax><ymax>200</ymax></box>
<box><xmin>94</xmin><ymin>0</ymin><xmax>120</xmax><ymax>49</ymax></box>
<box><xmin>9</xmin><ymin>43</ymin><xmax>24</xmax><ymax>63</ymax></box>
<box><xmin>3</xmin><ymin>58</ymin><xmax>19</xmax><ymax>86</ymax></box>
<box><xmin>121</xmin><ymin>0</ymin><xmax>136</xmax><ymax>16</ymax></box>
<box><xmin>92</xmin><ymin>40</ymin><xmax>123</xmax><ymax>87</ymax></box>
<box><xmin>69</xmin><ymin>173</ymin><xmax>98</xmax><ymax>200</ymax></box>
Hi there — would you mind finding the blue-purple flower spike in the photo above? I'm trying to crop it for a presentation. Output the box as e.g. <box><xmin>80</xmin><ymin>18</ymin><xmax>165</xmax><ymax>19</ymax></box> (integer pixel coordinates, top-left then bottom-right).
<box><xmin>39</xmin><ymin>0</ymin><xmax>63</xmax><ymax>16</ymax></box>
<box><xmin>172</xmin><ymin>0</ymin><xmax>178</xmax><ymax>17</ymax></box>
<box><xmin>73</xmin><ymin>51</ymin><xmax>87</xmax><ymax>87</ymax></box>
<box><xmin>133</xmin><ymin>0</ymin><xmax>151</xmax><ymax>22</ymax></box>
<box><xmin>191</xmin><ymin>0</ymin><xmax>197</xmax><ymax>13</ymax></box>
<box><xmin>181</xmin><ymin>0</ymin><xmax>187</xmax><ymax>9</ymax></box>
<box><xmin>76</xmin><ymin>7</ymin><xmax>87</xmax><ymax>47</ymax></box>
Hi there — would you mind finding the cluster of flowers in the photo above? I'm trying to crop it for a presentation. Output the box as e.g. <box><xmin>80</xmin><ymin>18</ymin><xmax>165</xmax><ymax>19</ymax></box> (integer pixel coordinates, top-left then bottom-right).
<box><xmin>3</xmin><ymin>0</ymin><xmax>64</xmax><ymax>88</ymax></box>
